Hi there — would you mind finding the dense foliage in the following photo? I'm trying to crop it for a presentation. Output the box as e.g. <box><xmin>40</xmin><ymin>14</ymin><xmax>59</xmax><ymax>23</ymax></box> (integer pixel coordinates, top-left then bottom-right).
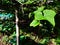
<box><xmin>0</xmin><ymin>0</ymin><xmax>60</xmax><ymax>45</ymax></box>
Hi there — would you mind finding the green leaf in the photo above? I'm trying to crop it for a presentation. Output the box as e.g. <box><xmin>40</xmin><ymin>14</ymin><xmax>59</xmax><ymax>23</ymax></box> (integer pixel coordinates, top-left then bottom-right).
<box><xmin>30</xmin><ymin>20</ymin><xmax>40</xmax><ymax>27</ymax></box>
<box><xmin>16</xmin><ymin>0</ymin><xmax>25</xmax><ymax>3</ymax></box>
<box><xmin>0</xmin><ymin>24</ymin><xmax>3</xmax><ymax>30</ymax></box>
<box><xmin>56</xmin><ymin>38</ymin><xmax>60</xmax><ymax>43</ymax></box>
<box><xmin>34</xmin><ymin>11</ymin><xmax>45</xmax><ymax>20</ymax></box>
<box><xmin>20</xmin><ymin>35</ymin><xmax>25</xmax><ymax>39</ymax></box>
<box><xmin>37</xmin><ymin>6</ymin><xmax>45</xmax><ymax>12</ymax></box>
<box><xmin>43</xmin><ymin>9</ymin><xmax>56</xmax><ymax>26</ymax></box>
<box><xmin>25</xmin><ymin>0</ymin><xmax>34</xmax><ymax>4</ymax></box>
<box><xmin>3</xmin><ymin>28</ymin><xmax>7</xmax><ymax>31</ymax></box>
<box><xmin>39</xmin><ymin>39</ymin><xmax>46</xmax><ymax>44</ymax></box>
<box><xmin>17</xmin><ymin>0</ymin><xmax>35</xmax><ymax>4</ymax></box>
<box><xmin>28</xmin><ymin>13</ymin><xmax>32</xmax><ymax>18</ymax></box>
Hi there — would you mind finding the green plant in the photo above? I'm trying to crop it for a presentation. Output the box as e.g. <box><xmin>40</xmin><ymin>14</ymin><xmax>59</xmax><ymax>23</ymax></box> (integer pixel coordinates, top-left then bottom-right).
<box><xmin>1</xmin><ymin>0</ymin><xmax>60</xmax><ymax>45</ymax></box>
<box><xmin>30</xmin><ymin>6</ymin><xmax>56</xmax><ymax>27</ymax></box>
<box><xmin>17</xmin><ymin>0</ymin><xmax>37</xmax><ymax>4</ymax></box>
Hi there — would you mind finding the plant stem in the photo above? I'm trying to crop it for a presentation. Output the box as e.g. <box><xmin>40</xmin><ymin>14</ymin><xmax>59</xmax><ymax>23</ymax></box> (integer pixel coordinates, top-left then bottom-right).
<box><xmin>15</xmin><ymin>10</ymin><xmax>19</xmax><ymax>45</ymax></box>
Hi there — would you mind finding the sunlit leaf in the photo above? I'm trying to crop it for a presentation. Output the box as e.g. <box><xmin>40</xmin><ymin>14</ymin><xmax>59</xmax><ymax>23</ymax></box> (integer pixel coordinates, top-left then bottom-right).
<box><xmin>30</xmin><ymin>20</ymin><xmax>40</xmax><ymax>27</ymax></box>
<box><xmin>43</xmin><ymin>9</ymin><xmax>56</xmax><ymax>26</ymax></box>
<box><xmin>37</xmin><ymin>6</ymin><xmax>45</xmax><ymax>12</ymax></box>
<box><xmin>34</xmin><ymin>11</ymin><xmax>45</xmax><ymax>20</ymax></box>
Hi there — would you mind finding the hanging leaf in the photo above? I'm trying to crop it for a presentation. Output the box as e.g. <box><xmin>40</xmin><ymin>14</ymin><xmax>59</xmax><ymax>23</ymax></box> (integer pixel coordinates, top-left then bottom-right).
<box><xmin>34</xmin><ymin>11</ymin><xmax>45</xmax><ymax>20</ymax></box>
<box><xmin>30</xmin><ymin>20</ymin><xmax>40</xmax><ymax>27</ymax></box>
<box><xmin>43</xmin><ymin>9</ymin><xmax>56</xmax><ymax>26</ymax></box>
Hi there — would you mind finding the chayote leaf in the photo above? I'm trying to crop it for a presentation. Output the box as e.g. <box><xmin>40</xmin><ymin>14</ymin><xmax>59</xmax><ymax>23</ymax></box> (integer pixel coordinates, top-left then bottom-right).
<box><xmin>43</xmin><ymin>9</ymin><xmax>56</xmax><ymax>26</ymax></box>
<box><xmin>30</xmin><ymin>20</ymin><xmax>40</xmax><ymax>27</ymax></box>
<box><xmin>37</xmin><ymin>6</ymin><xmax>45</xmax><ymax>12</ymax></box>
<box><xmin>34</xmin><ymin>11</ymin><xmax>45</xmax><ymax>20</ymax></box>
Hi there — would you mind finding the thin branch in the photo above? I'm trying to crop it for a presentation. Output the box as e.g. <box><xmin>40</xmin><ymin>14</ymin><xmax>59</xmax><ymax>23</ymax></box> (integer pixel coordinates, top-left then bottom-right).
<box><xmin>21</xmin><ymin>4</ymin><xmax>24</xmax><ymax>16</ymax></box>
<box><xmin>15</xmin><ymin>10</ymin><xmax>19</xmax><ymax>45</ymax></box>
